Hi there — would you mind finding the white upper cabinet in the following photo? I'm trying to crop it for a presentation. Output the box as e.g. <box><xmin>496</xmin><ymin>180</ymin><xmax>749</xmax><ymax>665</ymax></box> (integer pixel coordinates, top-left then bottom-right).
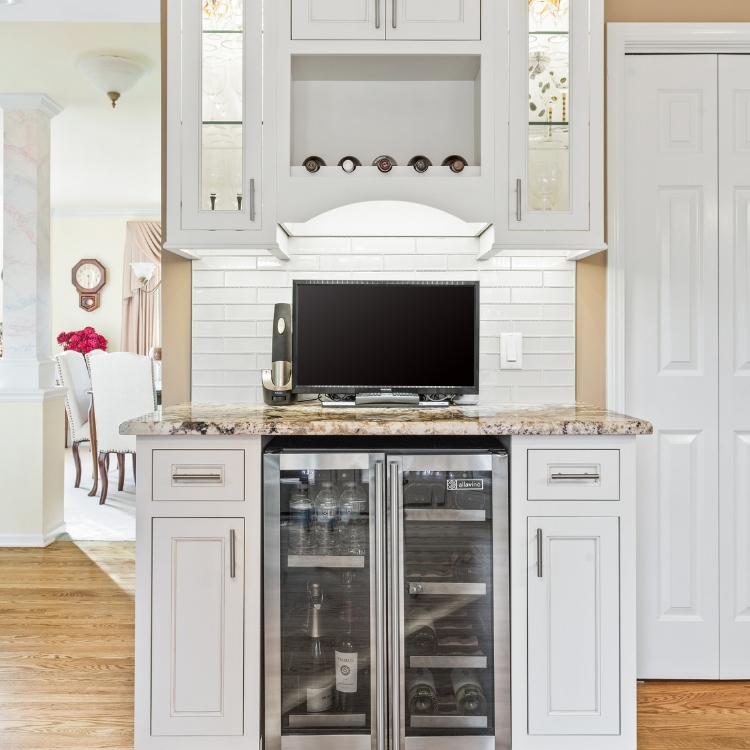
<box><xmin>488</xmin><ymin>0</ymin><xmax>605</xmax><ymax>258</ymax></box>
<box><xmin>292</xmin><ymin>0</ymin><xmax>479</xmax><ymax>40</ymax></box>
<box><xmin>165</xmin><ymin>0</ymin><xmax>281</xmax><ymax>254</ymax></box>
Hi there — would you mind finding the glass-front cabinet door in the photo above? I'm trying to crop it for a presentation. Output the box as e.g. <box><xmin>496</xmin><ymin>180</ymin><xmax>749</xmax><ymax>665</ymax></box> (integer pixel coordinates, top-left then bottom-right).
<box><xmin>180</xmin><ymin>0</ymin><xmax>262</xmax><ymax>230</ymax></box>
<box><xmin>509</xmin><ymin>0</ymin><xmax>591</xmax><ymax>231</ymax></box>
<box><xmin>392</xmin><ymin>454</ymin><xmax>510</xmax><ymax>750</ymax></box>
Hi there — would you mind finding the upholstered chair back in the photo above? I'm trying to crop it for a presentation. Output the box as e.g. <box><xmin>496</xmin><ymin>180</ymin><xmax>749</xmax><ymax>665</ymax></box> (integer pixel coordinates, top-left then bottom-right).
<box><xmin>85</xmin><ymin>349</ymin><xmax>107</xmax><ymax>374</ymax></box>
<box><xmin>90</xmin><ymin>353</ymin><xmax>156</xmax><ymax>454</ymax></box>
<box><xmin>55</xmin><ymin>351</ymin><xmax>91</xmax><ymax>443</ymax></box>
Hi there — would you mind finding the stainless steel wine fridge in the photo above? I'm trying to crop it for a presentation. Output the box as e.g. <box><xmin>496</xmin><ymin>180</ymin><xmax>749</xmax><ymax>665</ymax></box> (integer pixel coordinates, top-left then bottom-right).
<box><xmin>263</xmin><ymin>441</ymin><xmax>510</xmax><ymax>750</ymax></box>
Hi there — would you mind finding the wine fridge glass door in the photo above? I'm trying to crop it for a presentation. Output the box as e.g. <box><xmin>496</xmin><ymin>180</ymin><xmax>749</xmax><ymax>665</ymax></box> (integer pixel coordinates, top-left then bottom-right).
<box><xmin>395</xmin><ymin>453</ymin><xmax>510</xmax><ymax>749</ymax></box>
<box><xmin>264</xmin><ymin>452</ymin><xmax>383</xmax><ymax>749</ymax></box>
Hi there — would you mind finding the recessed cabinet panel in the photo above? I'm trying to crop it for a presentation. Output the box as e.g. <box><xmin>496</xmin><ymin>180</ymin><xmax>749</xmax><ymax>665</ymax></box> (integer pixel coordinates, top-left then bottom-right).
<box><xmin>386</xmin><ymin>0</ymin><xmax>481</xmax><ymax>41</ymax></box>
<box><xmin>292</xmin><ymin>0</ymin><xmax>384</xmax><ymax>39</ymax></box>
<box><xmin>151</xmin><ymin>518</ymin><xmax>245</xmax><ymax>736</ymax></box>
<box><xmin>527</xmin><ymin>516</ymin><xmax>620</xmax><ymax>735</ymax></box>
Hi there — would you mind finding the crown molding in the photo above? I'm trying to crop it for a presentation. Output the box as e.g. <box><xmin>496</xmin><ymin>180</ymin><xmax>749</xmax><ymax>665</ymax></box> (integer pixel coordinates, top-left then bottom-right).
<box><xmin>0</xmin><ymin>94</ymin><xmax>63</xmax><ymax>118</ymax></box>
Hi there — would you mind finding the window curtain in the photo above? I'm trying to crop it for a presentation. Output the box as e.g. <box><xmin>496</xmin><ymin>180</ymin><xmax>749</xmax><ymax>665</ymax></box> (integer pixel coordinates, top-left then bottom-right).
<box><xmin>121</xmin><ymin>221</ymin><xmax>162</xmax><ymax>355</ymax></box>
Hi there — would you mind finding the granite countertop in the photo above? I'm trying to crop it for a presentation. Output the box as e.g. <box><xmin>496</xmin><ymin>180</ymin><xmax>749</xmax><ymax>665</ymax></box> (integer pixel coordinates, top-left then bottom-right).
<box><xmin>120</xmin><ymin>401</ymin><xmax>652</xmax><ymax>437</ymax></box>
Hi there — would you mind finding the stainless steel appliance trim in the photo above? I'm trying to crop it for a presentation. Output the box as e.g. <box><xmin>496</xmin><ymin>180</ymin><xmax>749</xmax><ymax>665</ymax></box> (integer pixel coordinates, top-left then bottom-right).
<box><xmin>491</xmin><ymin>452</ymin><xmax>511</xmax><ymax>749</ymax></box>
<box><xmin>536</xmin><ymin>528</ymin><xmax>543</xmax><ymax>578</ymax></box>
<box><xmin>263</xmin><ymin>454</ymin><xmax>282</xmax><ymax>750</ymax></box>
<box><xmin>229</xmin><ymin>528</ymin><xmax>236</xmax><ymax>579</ymax></box>
<box><xmin>288</xmin><ymin>714</ymin><xmax>367</xmax><ymax>728</ymax></box>
<box><xmin>389</xmin><ymin>460</ymin><xmax>405</xmax><ymax>750</ymax></box>
<box><xmin>249</xmin><ymin>178</ymin><xmax>255</xmax><ymax>221</ymax></box>
<box><xmin>405</xmin><ymin>737</ymin><xmax>494</xmax><ymax>750</ymax></box>
<box><xmin>287</xmin><ymin>554</ymin><xmax>365</xmax><ymax>569</ymax></box>
<box><xmin>407</xmin><ymin>581</ymin><xmax>486</xmax><ymax>596</ymax></box>
<box><xmin>516</xmin><ymin>178</ymin><xmax>522</xmax><ymax>221</ymax></box>
<box><xmin>283</xmin><ymin>737</ymin><xmax>372</xmax><ymax>750</ymax></box>
<box><xmin>549</xmin><ymin>472</ymin><xmax>601</xmax><ymax>481</ymax></box>
<box><xmin>409</xmin><ymin>655</ymin><xmax>488</xmax><ymax>669</ymax></box>
<box><xmin>403</xmin><ymin>509</ymin><xmax>485</xmax><ymax>523</ymax></box>
<box><xmin>279</xmin><ymin>453</ymin><xmax>370</xmax><ymax>471</ymax></box>
<box><xmin>375</xmin><ymin>0</ymin><xmax>380</xmax><ymax>28</ymax></box>
<box><xmin>374</xmin><ymin>459</ymin><xmax>386</xmax><ymax>750</ymax></box>
<box><xmin>409</xmin><ymin>716</ymin><xmax>488</xmax><ymax>729</ymax></box>
<box><xmin>401</xmin><ymin>454</ymin><xmax>493</xmax><ymax>473</ymax></box>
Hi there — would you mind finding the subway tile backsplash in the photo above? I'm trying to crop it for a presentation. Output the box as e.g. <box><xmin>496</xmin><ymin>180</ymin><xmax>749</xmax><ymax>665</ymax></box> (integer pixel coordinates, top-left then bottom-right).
<box><xmin>191</xmin><ymin>237</ymin><xmax>576</xmax><ymax>404</ymax></box>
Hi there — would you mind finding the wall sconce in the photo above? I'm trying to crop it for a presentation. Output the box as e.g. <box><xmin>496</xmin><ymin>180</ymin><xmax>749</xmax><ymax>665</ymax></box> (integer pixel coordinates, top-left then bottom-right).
<box><xmin>131</xmin><ymin>262</ymin><xmax>161</xmax><ymax>294</ymax></box>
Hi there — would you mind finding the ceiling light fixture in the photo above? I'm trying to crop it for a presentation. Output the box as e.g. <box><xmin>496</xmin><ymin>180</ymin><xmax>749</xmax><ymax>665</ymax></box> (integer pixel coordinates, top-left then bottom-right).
<box><xmin>76</xmin><ymin>55</ymin><xmax>151</xmax><ymax>108</ymax></box>
<box><xmin>0</xmin><ymin>0</ymin><xmax>23</xmax><ymax>5</ymax></box>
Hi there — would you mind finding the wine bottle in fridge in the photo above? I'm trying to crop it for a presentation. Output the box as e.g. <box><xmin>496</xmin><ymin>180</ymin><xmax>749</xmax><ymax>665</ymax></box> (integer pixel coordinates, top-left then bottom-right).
<box><xmin>306</xmin><ymin>582</ymin><xmax>334</xmax><ymax>712</ymax></box>
<box><xmin>450</xmin><ymin>668</ymin><xmax>487</xmax><ymax>716</ymax></box>
<box><xmin>335</xmin><ymin>600</ymin><xmax>359</xmax><ymax>712</ymax></box>
<box><xmin>405</xmin><ymin>605</ymin><xmax>438</xmax><ymax>655</ymax></box>
<box><xmin>406</xmin><ymin>668</ymin><xmax>439</xmax><ymax>716</ymax></box>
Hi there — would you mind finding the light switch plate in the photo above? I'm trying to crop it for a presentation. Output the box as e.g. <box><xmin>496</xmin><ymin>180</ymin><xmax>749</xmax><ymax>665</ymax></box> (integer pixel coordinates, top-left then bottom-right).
<box><xmin>500</xmin><ymin>333</ymin><xmax>523</xmax><ymax>370</ymax></box>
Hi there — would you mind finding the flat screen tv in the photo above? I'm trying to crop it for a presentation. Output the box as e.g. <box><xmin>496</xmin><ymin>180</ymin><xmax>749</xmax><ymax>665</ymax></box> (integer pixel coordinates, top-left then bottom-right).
<box><xmin>292</xmin><ymin>280</ymin><xmax>479</xmax><ymax>396</ymax></box>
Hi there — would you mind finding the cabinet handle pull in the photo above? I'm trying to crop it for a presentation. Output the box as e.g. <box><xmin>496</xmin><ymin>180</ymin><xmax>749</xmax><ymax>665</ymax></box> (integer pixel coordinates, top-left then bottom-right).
<box><xmin>171</xmin><ymin>473</ymin><xmax>222</xmax><ymax>483</ymax></box>
<box><xmin>389</xmin><ymin>462</ymin><xmax>403</xmax><ymax>750</ymax></box>
<box><xmin>375</xmin><ymin>0</ymin><xmax>380</xmax><ymax>28</ymax></box>
<box><xmin>249</xmin><ymin>179</ymin><xmax>255</xmax><ymax>221</ymax></box>
<box><xmin>536</xmin><ymin>528</ymin><xmax>543</xmax><ymax>578</ymax></box>
<box><xmin>392</xmin><ymin>0</ymin><xmax>397</xmax><ymax>27</ymax></box>
<box><xmin>550</xmin><ymin>472</ymin><xmax>601</xmax><ymax>481</ymax></box>
<box><xmin>374</xmin><ymin>462</ymin><xmax>386</xmax><ymax>750</ymax></box>
<box><xmin>230</xmin><ymin>529</ymin><xmax>236</xmax><ymax>579</ymax></box>
<box><xmin>516</xmin><ymin>178</ymin><xmax>522</xmax><ymax>221</ymax></box>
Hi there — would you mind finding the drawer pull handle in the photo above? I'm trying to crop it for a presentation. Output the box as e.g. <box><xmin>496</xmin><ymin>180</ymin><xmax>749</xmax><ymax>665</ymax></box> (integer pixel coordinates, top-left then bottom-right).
<box><xmin>550</xmin><ymin>472</ymin><xmax>600</xmax><ymax>481</ymax></box>
<box><xmin>172</xmin><ymin>473</ymin><xmax>223</xmax><ymax>483</ymax></box>
<box><xmin>230</xmin><ymin>529</ymin><xmax>236</xmax><ymax>579</ymax></box>
<box><xmin>536</xmin><ymin>528</ymin><xmax>543</xmax><ymax>578</ymax></box>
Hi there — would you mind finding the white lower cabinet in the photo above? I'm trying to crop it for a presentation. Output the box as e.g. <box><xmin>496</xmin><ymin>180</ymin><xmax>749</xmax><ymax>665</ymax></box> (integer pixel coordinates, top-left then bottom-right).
<box><xmin>151</xmin><ymin>518</ymin><xmax>245</xmax><ymax>737</ymax></box>
<box><xmin>527</xmin><ymin>516</ymin><xmax>620</xmax><ymax>736</ymax></box>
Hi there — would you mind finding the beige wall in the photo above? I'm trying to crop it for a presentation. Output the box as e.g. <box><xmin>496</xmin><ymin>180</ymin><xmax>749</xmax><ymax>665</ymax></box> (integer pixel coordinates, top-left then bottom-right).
<box><xmin>575</xmin><ymin>0</ymin><xmax>750</xmax><ymax>408</ymax></box>
<box><xmin>49</xmin><ymin>216</ymin><xmax>150</xmax><ymax>354</ymax></box>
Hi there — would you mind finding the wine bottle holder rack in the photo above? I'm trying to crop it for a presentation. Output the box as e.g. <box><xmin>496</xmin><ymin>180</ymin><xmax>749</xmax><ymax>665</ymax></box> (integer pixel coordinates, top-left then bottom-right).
<box><xmin>288</xmin><ymin>713</ymin><xmax>367</xmax><ymax>728</ymax></box>
<box><xmin>410</xmin><ymin>715</ymin><xmax>488</xmax><ymax>729</ymax></box>
<box><xmin>287</xmin><ymin>554</ymin><xmax>365</xmax><ymax>569</ymax></box>
<box><xmin>404</xmin><ymin>509</ymin><xmax>486</xmax><ymax>523</ymax></box>
<box><xmin>409</xmin><ymin>656</ymin><xmax>487</xmax><ymax>669</ymax></box>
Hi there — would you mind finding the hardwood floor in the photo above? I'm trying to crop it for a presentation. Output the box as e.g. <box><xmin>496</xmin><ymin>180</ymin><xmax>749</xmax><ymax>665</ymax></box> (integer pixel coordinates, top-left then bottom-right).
<box><xmin>0</xmin><ymin>541</ymin><xmax>134</xmax><ymax>749</ymax></box>
<box><xmin>1</xmin><ymin>541</ymin><xmax>750</xmax><ymax>749</ymax></box>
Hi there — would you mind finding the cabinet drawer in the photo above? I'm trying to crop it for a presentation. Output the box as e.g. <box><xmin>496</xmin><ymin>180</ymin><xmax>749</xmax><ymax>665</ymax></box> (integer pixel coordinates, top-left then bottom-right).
<box><xmin>152</xmin><ymin>450</ymin><xmax>245</xmax><ymax>501</ymax></box>
<box><xmin>527</xmin><ymin>450</ymin><xmax>619</xmax><ymax>501</ymax></box>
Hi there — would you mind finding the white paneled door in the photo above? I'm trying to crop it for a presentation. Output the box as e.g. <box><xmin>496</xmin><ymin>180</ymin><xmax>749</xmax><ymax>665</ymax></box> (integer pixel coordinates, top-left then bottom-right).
<box><xmin>151</xmin><ymin>518</ymin><xmax>245</xmax><ymax>736</ymax></box>
<box><xmin>624</xmin><ymin>54</ymin><xmax>721</xmax><ymax>679</ymax></box>
<box><xmin>719</xmin><ymin>55</ymin><xmax>750</xmax><ymax>679</ymax></box>
<box><xmin>527</xmin><ymin>517</ymin><xmax>620</xmax><ymax>735</ymax></box>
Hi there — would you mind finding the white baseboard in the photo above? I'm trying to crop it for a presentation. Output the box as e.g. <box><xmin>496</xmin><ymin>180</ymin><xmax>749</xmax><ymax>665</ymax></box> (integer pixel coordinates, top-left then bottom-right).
<box><xmin>0</xmin><ymin>522</ymin><xmax>67</xmax><ymax>548</ymax></box>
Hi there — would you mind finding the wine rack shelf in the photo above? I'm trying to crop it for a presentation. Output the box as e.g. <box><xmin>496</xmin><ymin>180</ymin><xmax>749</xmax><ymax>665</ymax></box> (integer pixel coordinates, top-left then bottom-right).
<box><xmin>408</xmin><ymin>582</ymin><xmax>487</xmax><ymax>596</ymax></box>
<box><xmin>290</xmin><ymin>166</ymin><xmax>482</xmax><ymax>178</ymax></box>
<box><xmin>410</xmin><ymin>716</ymin><xmax>488</xmax><ymax>729</ymax></box>
<box><xmin>409</xmin><ymin>656</ymin><xmax>488</xmax><ymax>669</ymax></box>
<box><xmin>288</xmin><ymin>713</ymin><xmax>367</xmax><ymax>728</ymax></box>
<box><xmin>287</xmin><ymin>554</ymin><xmax>365</xmax><ymax>569</ymax></box>
<box><xmin>404</xmin><ymin>509</ymin><xmax>486</xmax><ymax>522</ymax></box>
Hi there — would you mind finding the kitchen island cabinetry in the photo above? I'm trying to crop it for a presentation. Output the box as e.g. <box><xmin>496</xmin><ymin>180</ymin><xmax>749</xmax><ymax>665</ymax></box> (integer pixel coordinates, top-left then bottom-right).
<box><xmin>124</xmin><ymin>403</ymin><xmax>649</xmax><ymax>750</ymax></box>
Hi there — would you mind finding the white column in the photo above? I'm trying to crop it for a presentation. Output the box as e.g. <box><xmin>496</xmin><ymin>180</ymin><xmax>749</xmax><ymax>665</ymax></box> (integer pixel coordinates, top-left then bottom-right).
<box><xmin>0</xmin><ymin>94</ymin><xmax>66</xmax><ymax>547</ymax></box>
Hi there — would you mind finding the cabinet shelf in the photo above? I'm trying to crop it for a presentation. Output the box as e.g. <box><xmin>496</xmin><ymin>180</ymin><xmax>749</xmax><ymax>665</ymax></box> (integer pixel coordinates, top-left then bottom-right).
<box><xmin>410</xmin><ymin>715</ymin><xmax>488</xmax><ymax>729</ymax></box>
<box><xmin>290</xmin><ymin>166</ymin><xmax>482</xmax><ymax>178</ymax></box>
<box><xmin>287</xmin><ymin>554</ymin><xmax>365</xmax><ymax>568</ymax></box>
<box><xmin>203</xmin><ymin>29</ymin><xmax>242</xmax><ymax>34</ymax></box>
<box><xmin>529</xmin><ymin>121</ymin><xmax>569</xmax><ymax>127</ymax></box>
<box><xmin>203</xmin><ymin>120</ymin><xmax>243</xmax><ymax>125</ymax></box>
<box><xmin>410</xmin><ymin>655</ymin><xmax>487</xmax><ymax>669</ymax></box>
<box><xmin>529</xmin><ymin>31</ymin><xmax>569</xmax><ymax>35</ymax></box>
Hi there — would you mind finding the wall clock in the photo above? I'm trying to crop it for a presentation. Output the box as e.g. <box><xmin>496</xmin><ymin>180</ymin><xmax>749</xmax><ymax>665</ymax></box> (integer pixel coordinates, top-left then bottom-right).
<box><xmin>72</xmin><ymin>259</ymin><xmax>106</xmax><ymax>312</ymax></box>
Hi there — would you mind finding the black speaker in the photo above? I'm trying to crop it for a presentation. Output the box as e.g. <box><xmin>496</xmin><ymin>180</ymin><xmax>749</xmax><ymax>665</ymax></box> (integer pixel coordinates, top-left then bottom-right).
<box><xmin>262</xmin><ymin>303</ymin><xmax>297</xmax><ymax>405</ymax></box>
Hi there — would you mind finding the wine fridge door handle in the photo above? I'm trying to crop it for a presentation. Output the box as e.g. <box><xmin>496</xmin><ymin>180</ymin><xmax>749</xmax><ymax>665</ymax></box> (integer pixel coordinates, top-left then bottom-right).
<box><xmin>536</xmin><ymin>528</ymin><xmax>543</xmax><ymax>578</ymax></box>
<box><xmin>230</xmin><ymin>529</ymin><xmax>236</xmax><ymax>579</ymax></box>
<box><xmin>392</xmin><ymin>0</ymin><xmax>397</xmax><ymax>27</ymax></box>
<box><xmin>374</xmin><ymin>461</ymin><xmax>387</xmax><ymax>750</ymax></box>
<box><xmin>249</xmin><ymin>179</ymin><xmax>255</xmax><ymax>221</ymax></box>
<box><xmin>389</xmin><ymin>461</ymin><xmax>403</xmax><ymax>750</ymax></box>
<box><xmin>516</xmin><ymin>178</ymin><xmax>522</xmax><ymax>221</ymax></box>
<box><xmin>375</xmin><ymin>0</ymin><xmax>380</xmax><ymax>28</ymax></box>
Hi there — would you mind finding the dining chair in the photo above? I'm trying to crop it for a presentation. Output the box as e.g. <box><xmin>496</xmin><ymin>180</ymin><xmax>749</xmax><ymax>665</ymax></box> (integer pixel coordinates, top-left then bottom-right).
<box><xmin>89</xmin><ymin>352</ymin><xmax>156</xmax><ymax>504</ymax></box>
<box><xmin>85</xmin><ymin>348</ymin><xmax>107</xmax><ymax>373</ymax></box>
<box><xmin>55</xmin><ymin>351</ymin><xmax>93</xmax><ymax>488</ymax></box>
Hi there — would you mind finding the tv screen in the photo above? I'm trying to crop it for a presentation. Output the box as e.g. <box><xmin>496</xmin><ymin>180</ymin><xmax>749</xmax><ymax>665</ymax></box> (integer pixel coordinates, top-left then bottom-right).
<box><xmin>292</xmin><ymin>281</ymin><xmax>479</xmax><ymax>394</ymax></box>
